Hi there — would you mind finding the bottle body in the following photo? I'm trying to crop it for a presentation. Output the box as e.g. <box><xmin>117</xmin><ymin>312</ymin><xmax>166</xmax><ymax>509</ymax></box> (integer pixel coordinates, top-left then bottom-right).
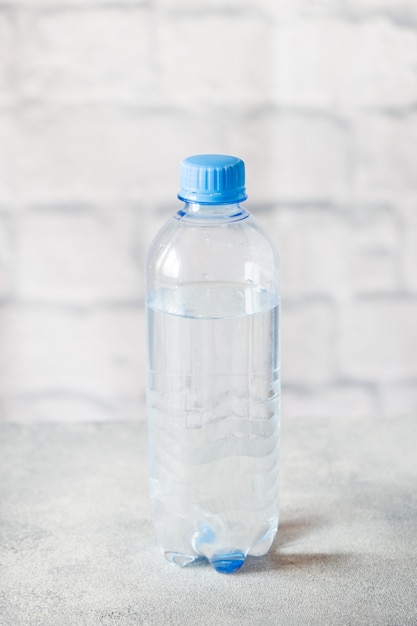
<box><xmin>146</xmin><ymin>202</ymin><xmax>280</xmax><ymax>573</ymax></box>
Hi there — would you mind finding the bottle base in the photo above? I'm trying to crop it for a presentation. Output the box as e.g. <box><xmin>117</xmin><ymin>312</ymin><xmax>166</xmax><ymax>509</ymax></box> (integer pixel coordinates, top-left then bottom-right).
<box><xmin>161</xmin><ymin>522</ymin><xmax>278</xmax><ymax>573</ymax></box>
<box><xmin>164</xmin><ymin>549</ymin><xmax>247</xmax><ymax>574</ymax></box>
<box><xmin>209</xmin><ymin>551</ymin><xmax>246</xmax><ymax>574</ymax></box>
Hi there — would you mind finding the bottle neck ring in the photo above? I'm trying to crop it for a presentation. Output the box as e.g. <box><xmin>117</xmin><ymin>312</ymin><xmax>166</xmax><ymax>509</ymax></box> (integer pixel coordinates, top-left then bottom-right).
<box><xmin>176</xmin><ymin>202</ymin><xmax>249</xmax><ymax>222</ymax></box>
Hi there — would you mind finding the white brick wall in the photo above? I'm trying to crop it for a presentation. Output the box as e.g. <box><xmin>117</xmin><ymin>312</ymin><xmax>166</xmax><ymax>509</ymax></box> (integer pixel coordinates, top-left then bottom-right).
<box><xmin>229</xmin><ymin>112</ymin><xmax>350</xmax><ymax>203</ymax></box>
<box><xmin>0</xmin><ymin>216</ymin><xmax>13</xmax><ymax>298</ymax></box>
<box><xmin>399</xmin><ymin>197</ymin><xmax>417</xmax><ymax>293</ymax></box>
<box><xmin>0</xmin><ymin>0</ymin><xmax>416</xmax><ymax>420</ymax></box>
<box><xmin>277</xmin><ymin>18</ymin><xmax>417</xmax><ymax>110</ymax></box>
<box><xmin>0</xmin><ymin>112</ymin><xmax>14</xmax><ymax>202</ymax></box>
<box><xmin>21</xmin><ymin>8</ymin><xmax>153</xmax><ymax>104</ymax></box>
<box><xmin>0</xmin><ymin>13</ymin><xmax>15</xmax><ymax>107</ymax></box>
<box><xmin>10</xmin><ymin>107</ymin><xmax>226</xmax><ymax>204</ymax></box>
<box><xmin>15</xmin><ymin>208</ymin><xmax>143</xmax><ymax>303</ymax></box>
<box><xmin>340</xmin><ymin>298</ymin><xmax>417</xmax><ymax>383</ymax></box>
<box><xmin>0</xmin><ymin>306</ymin><xmax>145</xmax><ymax>418</ymax></box>
<box><xmin>281</xmin><ymin>301</ymin><xmax>336</xmax><ymax>386</ymax></box>
<box><xmin>352</xmin><ymin>113</ymin><xmax>417</xmax><ymax>201</ymax></box>
<box><xmin>157</xmin><ymin>14</ymin><xmax>275</xmax><ymax>108</ymax></box>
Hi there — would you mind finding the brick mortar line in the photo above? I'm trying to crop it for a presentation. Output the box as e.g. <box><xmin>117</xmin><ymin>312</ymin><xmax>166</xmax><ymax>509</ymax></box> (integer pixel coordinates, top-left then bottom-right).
<box><xmin>0</xmin><ymin>1</ymin><xmax>150</xmax><ymax>10</ymax></box>
<box><xmin>2</xmin><ymin>4</ymin><xmax>417</xmax><ymax>28</ymax></box>
<box><xmin>335</xmin><ymin>10</ymin><xmax>417</xmax><ymax>31</ymax></box>
<box><xmin>7</xmin><ymin>102</ymin><xmax>413</xmax><ymax>125</ymax></box>
<box><xmin>355</xmin><ymin>292</ymin><xmax>417</xmax><ymax>302</ymax></box>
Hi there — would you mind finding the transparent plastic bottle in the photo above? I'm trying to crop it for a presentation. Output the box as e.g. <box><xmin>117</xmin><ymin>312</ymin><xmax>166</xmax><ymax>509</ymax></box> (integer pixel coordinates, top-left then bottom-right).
<box><xmin>146</xmin><ymin>155</ymin><xmax>280</xmax><ymax>574</ymax></box>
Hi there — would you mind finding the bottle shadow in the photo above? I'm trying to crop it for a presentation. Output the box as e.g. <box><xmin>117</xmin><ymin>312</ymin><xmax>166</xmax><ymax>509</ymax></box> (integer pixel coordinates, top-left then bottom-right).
<box><xmin>244</xmin><ymin>549</ymin><xmax>350</xmax><ymax>574</ymax></box>
<box><xmin>240</xmin><ymin>516</ymin><xmax>351</xmax><ymax>575</ymax></box>
<box><xmin>184</xmin><ymin>516</ymin><xmax>352</xmax><ymax>575</ymax></box>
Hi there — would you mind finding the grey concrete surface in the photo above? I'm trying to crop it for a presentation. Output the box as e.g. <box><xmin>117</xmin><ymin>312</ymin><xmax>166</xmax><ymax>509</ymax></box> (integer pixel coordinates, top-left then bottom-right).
<box><xmin>0</xmin><ymin>416</ymin><xmax>416</xmax><ymax>626</ymax></box>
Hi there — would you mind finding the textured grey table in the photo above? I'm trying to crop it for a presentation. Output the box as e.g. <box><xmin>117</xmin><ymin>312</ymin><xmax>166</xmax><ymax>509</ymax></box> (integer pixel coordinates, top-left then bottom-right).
<box><xmin>1</xmin><ymin>416</ymin><xmax>416</xmax><ymax>626</ymax></box>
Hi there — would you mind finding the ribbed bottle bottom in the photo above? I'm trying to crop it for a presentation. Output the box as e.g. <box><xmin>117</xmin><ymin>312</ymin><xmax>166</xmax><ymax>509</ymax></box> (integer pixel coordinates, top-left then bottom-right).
<box><xmin>163</xmin><ymin>549</ymin><xmax>246</xmax><ymax>574</ymax></box>
<box><xmin>162</xmin><ymin>525</ymin><xmax>277</xmax><ymax>574</ymax></box>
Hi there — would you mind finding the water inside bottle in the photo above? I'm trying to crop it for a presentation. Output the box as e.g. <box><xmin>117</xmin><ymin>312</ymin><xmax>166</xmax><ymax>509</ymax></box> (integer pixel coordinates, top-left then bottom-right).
<box><xmin>147</xmin><ymin>282</ymin><xmax>280</xmax><ymax>573</ymax></box>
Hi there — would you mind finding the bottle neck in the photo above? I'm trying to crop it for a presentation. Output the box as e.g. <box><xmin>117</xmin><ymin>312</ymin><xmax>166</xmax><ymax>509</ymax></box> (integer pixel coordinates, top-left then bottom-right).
<box><xmin>176</xmin><ymin>202</ymin><xmax>249</xmax><ymax>222</ymax></box>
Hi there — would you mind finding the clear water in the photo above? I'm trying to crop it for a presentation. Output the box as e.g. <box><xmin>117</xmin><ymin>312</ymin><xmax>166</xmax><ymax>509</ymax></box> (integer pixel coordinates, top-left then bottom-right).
<box><xmin>147</xmin><ymin>282</ymin><xmax>280</xmax><ymax>573</ymax></box>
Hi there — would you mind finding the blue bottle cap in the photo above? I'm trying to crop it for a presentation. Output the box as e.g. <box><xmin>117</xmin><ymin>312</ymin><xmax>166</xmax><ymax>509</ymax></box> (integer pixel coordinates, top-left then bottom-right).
<box><xmin>178</xmin><ymin>154</ymin><xmax>247</xmax><ymax>205</ymax></box>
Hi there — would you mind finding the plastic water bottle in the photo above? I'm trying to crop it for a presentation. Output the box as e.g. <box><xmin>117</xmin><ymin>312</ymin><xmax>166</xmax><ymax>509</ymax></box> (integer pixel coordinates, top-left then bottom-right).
<box><xmin>146</xmin><ymin>154</ymin><xmax>280</xmax><ymax>574</ymax></box>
